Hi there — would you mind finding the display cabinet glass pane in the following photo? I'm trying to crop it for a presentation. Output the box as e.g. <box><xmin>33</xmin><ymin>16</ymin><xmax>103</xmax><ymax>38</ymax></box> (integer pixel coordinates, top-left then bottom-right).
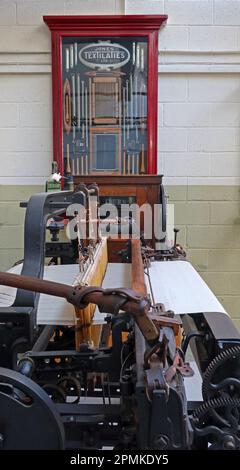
<box><xmin>62</xmin><ymin>36</ymin><xmax>148</xmax><ymax>179</ymax></box>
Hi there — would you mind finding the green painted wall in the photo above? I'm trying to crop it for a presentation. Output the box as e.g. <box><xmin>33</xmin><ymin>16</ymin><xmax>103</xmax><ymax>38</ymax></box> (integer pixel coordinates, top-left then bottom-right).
<box><xmin>0</xmin><ymin>184</ymin><xmax>240</xmax><ymax>328</ymax></box>
<box><xmin>166</xmin><ymin>185</ymin><xmax>240</xmax><ymax>329</ymax></box>
<box><xmin>0</xmin><ymin>185</ymin><xmax>44</xmax><ymax>270</ymax></box>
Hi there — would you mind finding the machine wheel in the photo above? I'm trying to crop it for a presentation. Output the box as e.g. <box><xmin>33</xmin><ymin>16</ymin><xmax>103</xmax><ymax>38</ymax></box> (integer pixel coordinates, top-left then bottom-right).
<box><xmin>0</xmin><ymin>367</ymin><xmax>65</xmax><ymax>449</ymax></box>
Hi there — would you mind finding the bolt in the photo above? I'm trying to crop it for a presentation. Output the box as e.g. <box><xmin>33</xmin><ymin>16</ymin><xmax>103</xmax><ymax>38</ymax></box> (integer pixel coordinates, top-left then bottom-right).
<box><xmin>0</xmin><ymin>433</ymin><xmax>4</xmax><ymax>448</ymax></box>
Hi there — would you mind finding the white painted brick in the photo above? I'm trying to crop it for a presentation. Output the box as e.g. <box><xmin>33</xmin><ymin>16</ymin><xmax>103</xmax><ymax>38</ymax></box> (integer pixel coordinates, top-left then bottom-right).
<box><xmin>210</xmin><ymin>103</ymin><xmax>240</xmax><ymax>126</ymax></box>
<box><xmin>164</xmin><ymin>103</ymin><xmax>211</xmax><ymax>127</ymax></box>
<box><xmin>157</xmin><ymin>152</ymin><xmax>164</xmax><ymax>174</ymax></box>
<box><xmin>0</xmin><ymin>1</ymin><xmax>16</xmax><ymax>25</ymax></box>
<box><xmin>188</xmin><ymin>75</ymin><xmax>240</xmax><ymax>102</ymax></box>
<box><xmin>189</xmin><ymin>26</ymin><xmax>237</xmax><ymax>51</ymax></box>
<box><xmin>165</xmin><ymin>1</ymin><xmax>213</xmax><ymax>25</ymax></box>
<box><xmin>159</xmin><ymin>26</ymin><xmax>188</xmax><ymax>51</ymax></box>
<box><xmin>158</xmin><ymin>128</ymin><xmax>187</xmax><ymax>152</ymax></box>
<box><xmin>17</xmin><ymin>1</ymin><xmax>65</xmax><ymax>25</ymax></box>
<box><xmin>0</xmin><ymin>75</ymin><xmax>51</xmax><ymax>103</ymax></box>
<box><xmin>0</xmin><ymin>104</ymin><xmax>18</xmax><ymax>127</ymax></box>
<box><xmin>0</xmin><ymin>25</ymin><xmax>51</xmax><ymax>53</ymax></box>
<box><xmin>163</xmin><ymin>153</ymin><xmax>210</xmax><ymax>177</ymax></box>
<box><xmin>19</xmin><ymin>103</ymin><xmax>52</xmax><ymax>127</ymax></box>
<box><xmin>188</xmin><ymin>128</ymin><xmax>240</xmax><ymax>152</ymax></box>
<box><xmin>64</xmin><ymin>0</ymin><xmax>118</xmax><ymax>14</ymax></box>
<box><xmin>0</xmin><ymin>128</ymin><xmax>52</xmax><ymax>152</ymax></box>
<box><xmin>211</xmin><ymin>153</ymin><xmax>240</xmax><ymax>176</ymax></box>
<box><xmin>0</xmin><ymin>151</ymin><xmax>51</xmax><ymax>177</ymax></box>
<box><xmin>158</xmin><ymin>104</ymin><xmax>164</xmax><ymax>126</ymax></box>
<box><xmin>158</xmin><ymin>75</ymin><xmax>188</xmax><ymax>102</ymax></box>
<box><xmin>214</xmin><ymin>1</ymin><xmax>240</xmax><ymax>25</ymax></box>
<box><xmin>125</xmin><ymin>0</ymin><xmax>164</xmax><ymax>14</ymax></box>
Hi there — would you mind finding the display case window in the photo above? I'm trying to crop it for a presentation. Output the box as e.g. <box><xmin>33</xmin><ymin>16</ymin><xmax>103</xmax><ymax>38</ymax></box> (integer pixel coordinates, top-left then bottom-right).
<box><xmin>44</xmin><ymin>15</ymin><xmax>168</xmax><ymax>184</ymax></box>
<box><xmin>62</xmin><ymin>36</ymin><xmax>148</xmax><ymax>179</ymax></box>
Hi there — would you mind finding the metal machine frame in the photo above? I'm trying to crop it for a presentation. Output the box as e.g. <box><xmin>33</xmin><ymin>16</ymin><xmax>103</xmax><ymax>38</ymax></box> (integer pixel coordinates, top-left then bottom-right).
<box><xmin>0</xmin><ymin>189</ymin><xmax>240</xmax><ymax>450</ymax></box>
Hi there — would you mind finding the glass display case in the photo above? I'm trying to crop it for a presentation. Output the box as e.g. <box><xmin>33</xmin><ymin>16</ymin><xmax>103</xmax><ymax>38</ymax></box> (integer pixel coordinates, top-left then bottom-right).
<box><xmin>62</xmin><ymin>36</ymin><xmax>148</xmax><ymax>177</ymax></box>
<box><xmin>44</xmin><ymin>15</ymin><xmax>167</xmax><ymax>186</ymax></box>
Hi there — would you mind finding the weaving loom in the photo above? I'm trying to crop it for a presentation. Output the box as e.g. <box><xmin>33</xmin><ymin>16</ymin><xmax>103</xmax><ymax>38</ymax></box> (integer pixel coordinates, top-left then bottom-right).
<box><xmin>0</xmin><ymin>188</ymin><xmax>240</xmax><ymax>451</ymax></box>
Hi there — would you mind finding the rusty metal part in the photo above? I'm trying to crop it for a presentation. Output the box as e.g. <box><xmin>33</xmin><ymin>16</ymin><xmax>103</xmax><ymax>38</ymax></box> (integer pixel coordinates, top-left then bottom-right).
<box><xmin>0</xmin><ymin>271</ymin><xmax>158</xmax><ymax>346</ymax></box>
<box><xmin>165</xmin><ymin>350</ymin><xmax>194</xmax><ymax>384</ymax></box>
<box><xmin>149</xmin><ymin>313</ymin><xmax>182</xmax><ymax>337</ymax></box>
<box><xmin>131</xmin><ymin>239</ymin><xmax>160</xmax><ymax>344</ymax></box>
<box><xmin>145</xmin><ymin>360</ymin><xmax>168</xmax><ymax>399</ymax></box>
<box><xmin>144</xmin><ymin>334</ymin><xmax>169</xmax><ymax>369</ymax></box>
<box><xmin>144</xmin><ymin>335</ymin><xmax>170</xmax><ymax>400</ymax></box>
<box><xmin>153</xmin><ymin>303</ymin><xmax>175</xmax><ymax>318</ymax></box>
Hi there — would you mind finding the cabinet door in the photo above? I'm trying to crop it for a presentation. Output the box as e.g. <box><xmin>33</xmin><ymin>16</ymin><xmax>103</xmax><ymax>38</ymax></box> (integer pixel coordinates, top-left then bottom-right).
<box><xmin>61</xmin><ymin>36</ymin><xmax>148</xmax><ymax>180</ymax></box>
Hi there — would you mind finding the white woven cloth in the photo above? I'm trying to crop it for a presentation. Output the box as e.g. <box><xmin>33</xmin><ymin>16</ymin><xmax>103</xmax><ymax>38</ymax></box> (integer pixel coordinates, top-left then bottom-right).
<box><xmin>0</xmin><ymin>258</ymin><xmax>226</xmax><ymax>325</ymax></box>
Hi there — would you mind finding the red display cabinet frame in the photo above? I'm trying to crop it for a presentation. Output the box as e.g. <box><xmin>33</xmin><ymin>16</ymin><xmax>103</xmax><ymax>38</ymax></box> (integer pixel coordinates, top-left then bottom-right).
<box><xmin>44</xmin><ymin>15</ymin><xmax>167</xmax><ymax>181</ymax></box>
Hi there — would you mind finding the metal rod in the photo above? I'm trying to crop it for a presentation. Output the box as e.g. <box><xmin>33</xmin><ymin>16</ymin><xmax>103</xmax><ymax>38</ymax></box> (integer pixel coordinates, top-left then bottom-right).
<box><xmin>118</xmin><ymin>77</ymin><xmax>121</xmax><ymax>123</ymax></box>
<box><xmin>126</xmin><ymin>80</ymin><xmax>130</xmax><ymax>140</ymax></box>
<box><xmin>76</xmin><ymin>157</ymin><xmax>80</xmax><ymax>175</ymax></box>
<box><xmin>115</xmin><ymin>81</ymin><xmax>118</xmax><ymax>119</ymax></box>
<box><xmin>136</xmin><ymin>44</ymin><xmax>140</xmax><ymax>69</ymax></box>
<box><xmin>82</xmin><ymin>122</ymin><xmax>85</xmax><ymax>142</ymax></box>
<box><xmin>77</xmin><ymin>74</ymin><xmax>81</xmax><ymax>130</ymax></box>
<box><xmin>81</xmin><ymin>80</ymin><xmax>84</xmax><ymax>119</ymax></box>
<box><xmin>132</xmin><ymin>42</ymin><xmax>136</xmax><ymax>65</ymax></box>
<box><xmin>136</xmin><ymin>153</ymin><xmax>139</xmax><ymax>175</ymax></box>
<box><xmin>72</xmin><ymin>158</ymin><xmax>75</xmax><ymax>176</ymax></box>
<box><xmin>71</xmin><ymin>74</ymin><xmax>76</xmax><ymax>140</ymax></box>
<box><xmin>66</xmin><ymin>143</ymin><xmax>71</xmax><ymax>174</ymax></box>
<box><xmin>32</xmin><ymin>325</ymin><xmax>56</xmax><ymax>352</ymax></box>
<box><xmin>74</xmin><ymin>42</ymin><xmax>78</xmax><ymax>66</ymax></box>
<box><xmin>85</xmin><ymin>86</ymin><xmax>88</xmax><ymax>148</ymax></box>
<box><xmin>70</xmin><ymin>44</ymin><xmax>74</xmax><ymax>69</ymax></box>
<box><xmin>140</xmin><ymin>47</ymin><xmax>144</xmax><ymax>71</ymax></box>
<box><xmin>0</xmin><ymin>252</ymin><xmax>159</xmax><ymax>344</ymax></box>
<box><xmin>89</xmin><ymin>77</ymin><xmax>92</xmax><ymax>126</ymax></box>
<box><xmin>81</xmin><ymin>154</ymin><xmax>84</xmax><ymax>175</ymax></box>
<box><xmin>65</xmin><ymin>48</ymin><xmax>69</xmax><ymax>72</ymax></box>
<box><xmin>130</xmin><ymin>74</ymin><xmax>133</xmax><ymax>128</ymax></box>
<box><xmin>140</xmin><ymin>144</ymin><xmax>145</xmax><ymax>174</ymax></box>
<box><xmin>123</xmin><ymin>86</ymin><xmax>126</xmax><ymax>148</ymax></box>
<box><xmin>135</xmin><ymin>75</ymin><xmax>138</xmax><ymax>141</ymax></box>
<box><xmin>140</xmin><ymin>83</ymin><xmax>144</xmax><ymax>135</ymax></box>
